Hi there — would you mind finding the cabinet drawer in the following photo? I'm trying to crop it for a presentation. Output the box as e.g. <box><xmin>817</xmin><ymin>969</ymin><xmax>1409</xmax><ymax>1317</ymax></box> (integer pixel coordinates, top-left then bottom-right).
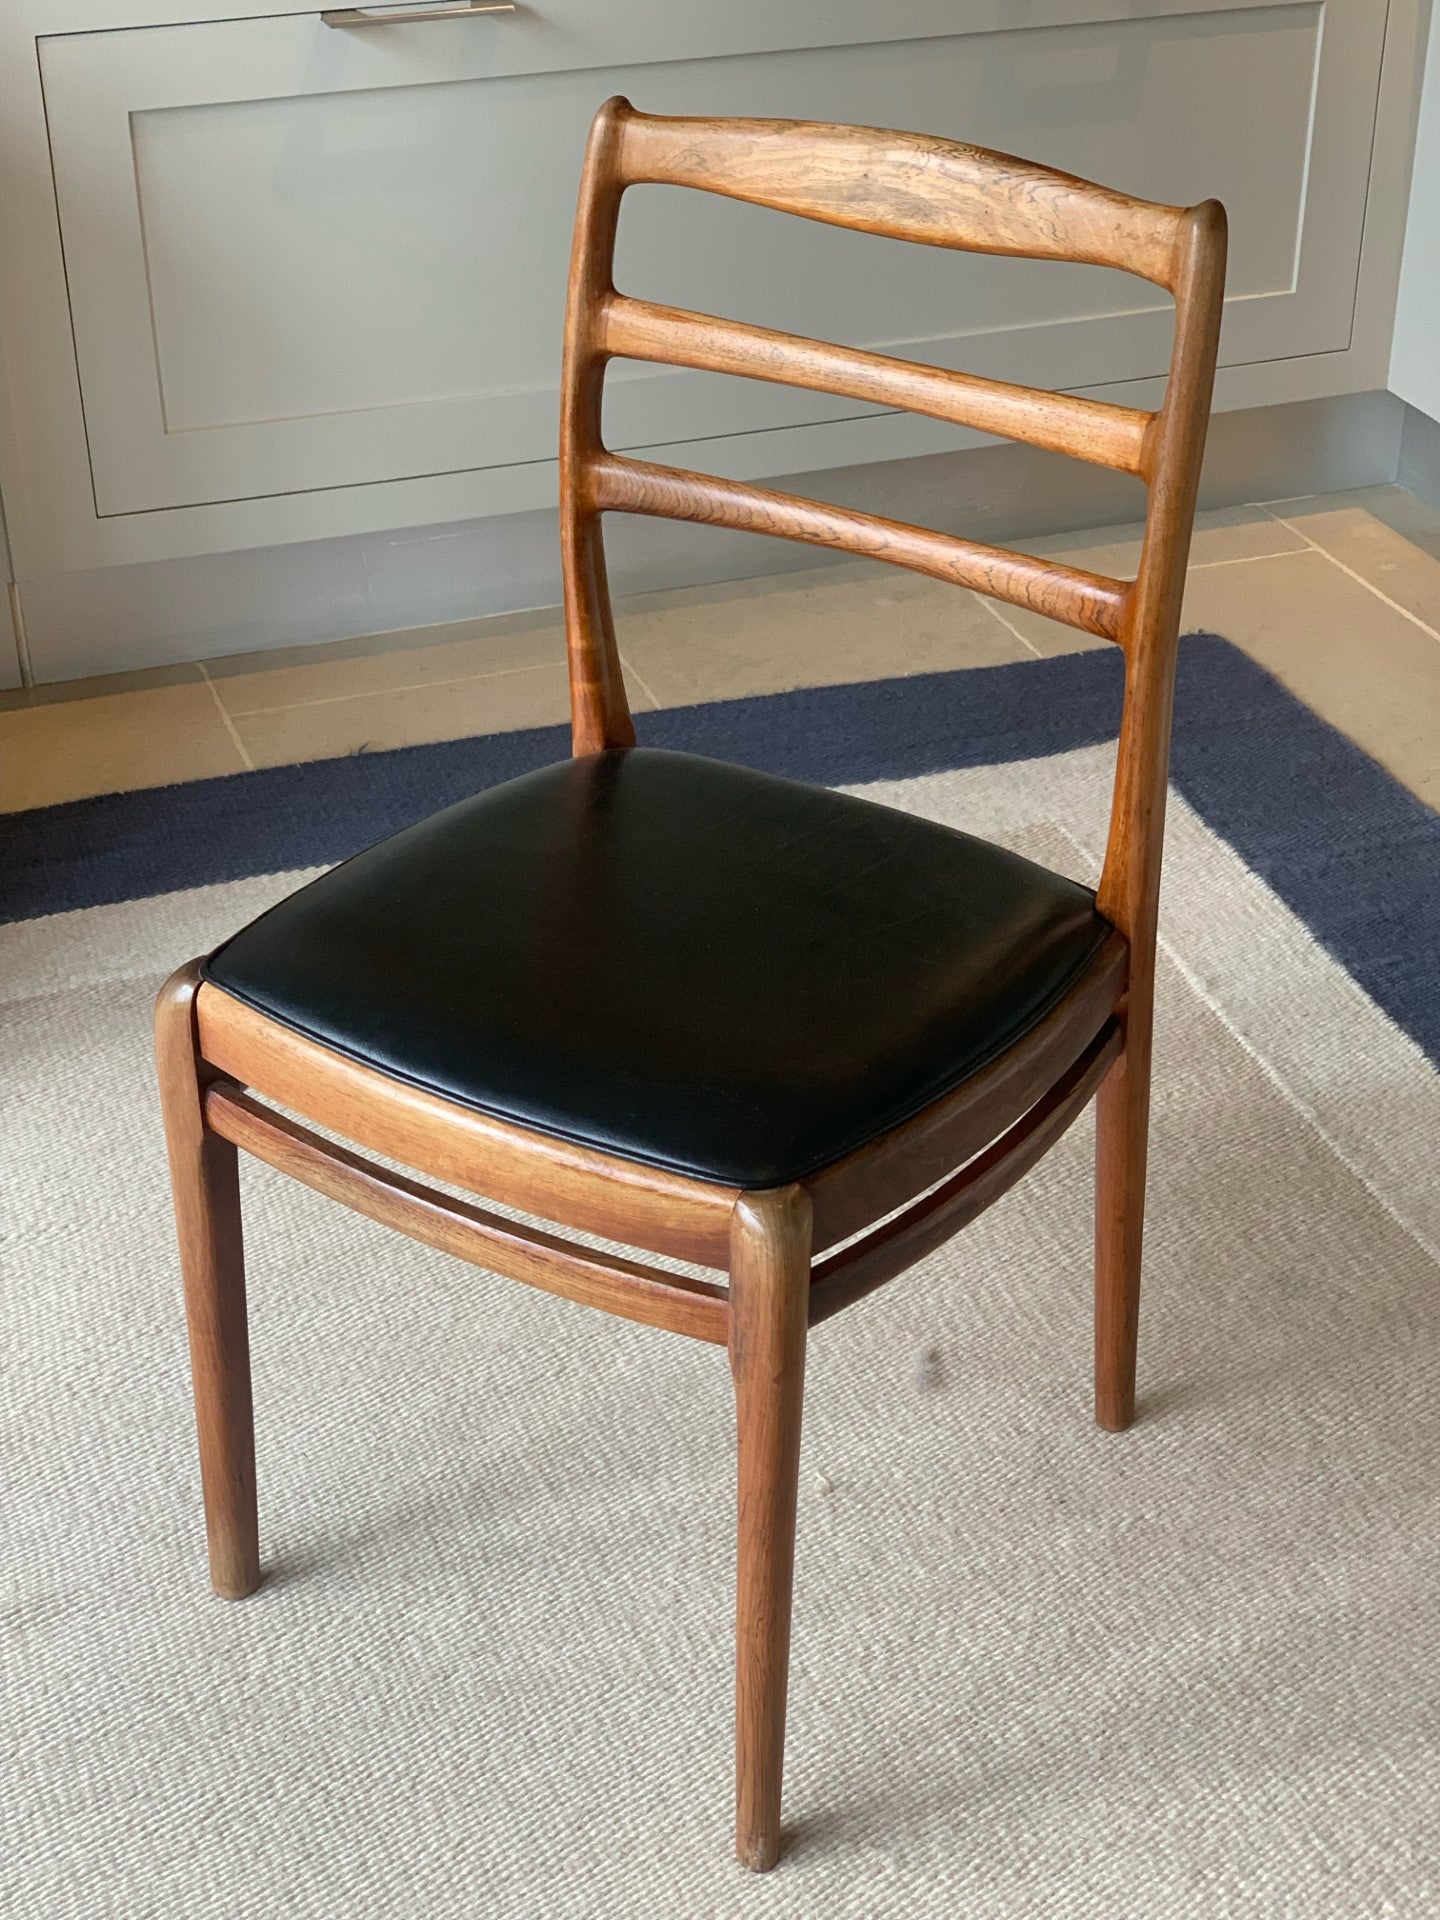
<box><xmin>39</xmin><ymin>0</ymin><xmax>1382</xmax><ymax>518</ymax></box>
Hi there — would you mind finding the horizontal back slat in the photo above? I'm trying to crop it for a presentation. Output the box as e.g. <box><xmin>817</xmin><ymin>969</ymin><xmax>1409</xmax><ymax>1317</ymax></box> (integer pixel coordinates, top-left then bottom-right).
<box><xmin>617</xmin><ymin>108</ymin><xmax>1185</xmax><ymax>289</ymax></box>
<box><xmin>602</xmin><ymin>294</ymin><xmax>1152</xmax><ymax>476</ymax></box>
<box><xmin>591</xmin><ymin>454</ymin><xmax>1128</xmax><ymax>643</ymax></box>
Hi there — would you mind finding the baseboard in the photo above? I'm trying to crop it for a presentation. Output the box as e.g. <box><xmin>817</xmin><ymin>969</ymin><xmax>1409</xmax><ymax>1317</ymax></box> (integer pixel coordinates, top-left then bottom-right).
<box><xmin>13</xmin><ymin>389</ymin><xmax>1407</xmax><ymax>685</ymax></box>
<box><xmin>1398</xmin><ymin>401</ymin><xmax>1440</xmax><ymax>508</ymax></box>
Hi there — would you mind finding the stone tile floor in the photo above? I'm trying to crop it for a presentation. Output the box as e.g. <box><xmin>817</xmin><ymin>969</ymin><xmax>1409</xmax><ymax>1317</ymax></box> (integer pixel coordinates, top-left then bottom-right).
<box><xmin>3</xmin><ymin>484</ymin><xmax>1437</xmax><ymax>810</ymax></box>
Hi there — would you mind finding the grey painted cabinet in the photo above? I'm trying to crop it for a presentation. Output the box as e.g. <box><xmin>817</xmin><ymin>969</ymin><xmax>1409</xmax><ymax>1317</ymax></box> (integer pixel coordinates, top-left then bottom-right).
<box><xmin>0</xmin><ymin>0</ymin><xmax>1425</xmax><ymax>635</ymax></box>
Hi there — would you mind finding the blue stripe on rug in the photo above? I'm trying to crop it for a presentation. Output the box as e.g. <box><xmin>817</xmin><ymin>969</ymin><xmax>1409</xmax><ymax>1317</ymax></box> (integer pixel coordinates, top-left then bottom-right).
<box><xmin>0</xmin><ymin>642</ymin><xmax>1128</xmax><ymax>920</ymax></box>
<box><xmin>3</xmin><ymin>633</ymin><xmax>1436</xmax><ymax>1063</ymax></box>
<box><xmin>1167</xmin><ymin>640</ymin><xmax>1438</xmax><ymax>1063</ymax></box>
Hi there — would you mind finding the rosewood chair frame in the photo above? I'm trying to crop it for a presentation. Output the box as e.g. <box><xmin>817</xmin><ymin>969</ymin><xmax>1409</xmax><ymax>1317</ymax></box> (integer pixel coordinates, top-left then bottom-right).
<box><xmin>157</xmin><ymin>100</ymin><xmax>1225</xmax><ymax>1874</ymax></box>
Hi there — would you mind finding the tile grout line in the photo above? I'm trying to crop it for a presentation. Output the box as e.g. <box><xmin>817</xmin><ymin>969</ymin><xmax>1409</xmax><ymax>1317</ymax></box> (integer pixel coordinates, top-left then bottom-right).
<box><xmin>1031</xmin><ymin>545</ymin><xmax>1304</xmax><ymax>577</ymax></box>
<box><xmin>196</xmin><ymin>660</ymin><xmax>256</xmax><ymax>770</ymax></box>
<box><xmin>972</xmin><ymin>590</ymin><xmax>1045</xmax><ymax>659</ymax></box>
<box><xmin>25</xmin><ymin>507</ymin><xmax>1439</xmax><ymax>729</ymax></box>
<box><xmin>617</xmin><ymin>651</ymin><xmax>665</xmax><ymax>712</ymax></box>
<box><xmin>1187</xmin><ymin>546</ymin><xmax>1314</xmax><ymax>571</ymax></box>
<box><xmin>1258</xmin><ymin>505</ymin><xmax>1440</xmax><ymax>644</ymax></box>
<box><xmin>974</xmin><ymin>542</ymin><xmax>1320</xmax><ymax>657</ymax></box>
<box><xmin>222</xmin><ymin>656</ymin><xmax>562</xmax><ymax>719</ymax></box>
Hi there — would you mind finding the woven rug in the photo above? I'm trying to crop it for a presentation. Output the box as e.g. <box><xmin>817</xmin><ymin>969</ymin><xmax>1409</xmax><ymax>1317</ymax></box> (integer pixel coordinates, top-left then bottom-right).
<box><xmin>3</xmin><ymin>635</ymin><xmax>1437</xmax><ymax>1918</ymax></box>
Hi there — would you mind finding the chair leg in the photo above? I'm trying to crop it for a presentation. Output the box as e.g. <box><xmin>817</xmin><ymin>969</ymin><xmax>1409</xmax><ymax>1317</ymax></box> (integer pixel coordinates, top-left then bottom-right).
<box><xmin>728</xmin><ymin>1186</ymin><xmax>812</xmax><ymax>1873</ymax></box>
<box><xmin>1094</xmin><ymin>1032</ymin><xmax>1151</xmax><ymax>1433</ymax></box>
<box><xmin>155</xmin><ymin>963</ymin><xmax>261</xmax><ymax>1600</ymax></box>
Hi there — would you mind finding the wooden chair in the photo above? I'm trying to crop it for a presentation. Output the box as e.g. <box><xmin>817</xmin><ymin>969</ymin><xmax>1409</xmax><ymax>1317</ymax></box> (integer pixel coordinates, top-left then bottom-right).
<box><xmin>156</xmin><ymin>101</ymin><xmax>1226</xmax><ymax>1872</ymax></box>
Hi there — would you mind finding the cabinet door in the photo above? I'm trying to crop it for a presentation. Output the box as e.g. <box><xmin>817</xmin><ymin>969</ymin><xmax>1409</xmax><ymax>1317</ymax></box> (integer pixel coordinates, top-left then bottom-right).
<box><xmin>39</xmin><ymin>0</ymin><xmax>1382</xmax><ymax>518</ymax></box>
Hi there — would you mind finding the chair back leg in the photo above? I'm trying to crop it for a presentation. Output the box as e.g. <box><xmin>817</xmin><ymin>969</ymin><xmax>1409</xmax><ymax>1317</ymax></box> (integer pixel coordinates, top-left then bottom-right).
<box><xmin>156</xmin><ymin>963</ymin><xmax>261</xmax><ymax>1599</ymax></box>
<box><xmin>728</xmin><ymin>1186</ymin><xmax>812</xmax><ymax>1871</ymax></box>
<box><xmin>1094</xmin><ymin>1020</ymin><xmax>1152</xmax><ymax>1432</ymax></box>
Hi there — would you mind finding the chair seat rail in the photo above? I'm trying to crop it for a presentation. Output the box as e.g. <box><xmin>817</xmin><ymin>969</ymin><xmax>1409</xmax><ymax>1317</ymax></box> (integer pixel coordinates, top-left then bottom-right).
<box><xmin>204</xmin><ymin>1083</ymin><xmax>731</xmax><ymax>1344</ymax></box>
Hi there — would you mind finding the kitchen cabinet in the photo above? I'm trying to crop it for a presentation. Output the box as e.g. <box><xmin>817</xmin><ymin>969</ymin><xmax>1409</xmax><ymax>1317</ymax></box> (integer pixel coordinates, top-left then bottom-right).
<box><xmin>1391</xmin><ymin>2</ymin><xmax>1440</xmax><ymax>425</ymax></box>
<box><xmin>0</xmin><ymin>0</ymin><xmax>1428</xmax><ymax>673</ymax></box>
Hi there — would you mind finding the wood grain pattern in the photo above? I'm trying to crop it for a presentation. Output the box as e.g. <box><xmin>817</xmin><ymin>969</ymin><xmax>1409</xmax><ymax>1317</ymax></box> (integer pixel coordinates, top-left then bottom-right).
<box><xmin>615</xmin><ymin>108</ymin><xmax>1186</xmax><ymax>288</ymax></box>
<box><xmin>1093</xmin><ymin>201</ymin><xmax>1227</xmax><ymax>1431</ymax></box>
<box><xmin>600</xmin><ymin>294</ymin><xmax>1153</xmax><ymax>475</ymax></box>
<box><xmin>728</xmin><ymin>1185</ymin><xmax>811</xmax><ymax>1873</ymax></box>
<box><xmin>155</xmin><ymin>964</ymin><xmax>260</xmax><ymax>1600</ymax></box>
<box><xmin>195</xmin><ymin>983</ymin><xmax>737</xmax><ymax>1267</ymax></box>
<box><xmin>591</xmin><ymin>452</ymin><xmax>1128</xmax><ymax>641</ymax></box>
<box><xmin>206</xmin><ymin>1084</ymin><xmax>730</xmax><ymax>1345</ymax></box>
<box><xmin>559</xmin><ymin>97</ymin><xmax>636</xmax><ymax>755</ymax></box>
<box><xmin>809</xmin><ymin>1021</ymin><xmax>1121</xmax><ymax>1326</ymax></box>
<box><xmin>1094</xmin><ymin>1051</ymin><xmax>1147</xmax><ymax>1431</ymax></box>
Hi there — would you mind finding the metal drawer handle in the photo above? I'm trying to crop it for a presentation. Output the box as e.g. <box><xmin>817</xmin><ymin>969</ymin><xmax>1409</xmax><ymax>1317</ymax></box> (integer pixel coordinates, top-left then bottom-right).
<box><xmin>322</xmin><ymin>4</ymin><xmax>516</xmax><ymax>24</ymax></box>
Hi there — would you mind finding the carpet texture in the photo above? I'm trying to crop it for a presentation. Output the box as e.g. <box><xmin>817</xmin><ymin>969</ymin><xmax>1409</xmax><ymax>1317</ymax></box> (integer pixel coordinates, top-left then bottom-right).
<box><xmin>2</xmin><ymin>641</ymin><xmax>1437</xmax><ymax>1917</ymax></box>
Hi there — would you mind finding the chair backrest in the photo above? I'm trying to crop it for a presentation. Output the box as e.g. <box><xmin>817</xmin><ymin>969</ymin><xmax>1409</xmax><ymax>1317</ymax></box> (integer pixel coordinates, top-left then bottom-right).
<box><xmin>558</xmin><ymin>100</ymin><xmax>1226</xmax><ymax>963</ymax></box>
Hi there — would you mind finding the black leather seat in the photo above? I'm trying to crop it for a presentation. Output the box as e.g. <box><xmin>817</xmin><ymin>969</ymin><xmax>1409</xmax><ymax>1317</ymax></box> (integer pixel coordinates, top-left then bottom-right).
<box><xmin>203</xmin><ymin>749</ymin><xmax>1112</xmax><ymax>1188</ymax></box>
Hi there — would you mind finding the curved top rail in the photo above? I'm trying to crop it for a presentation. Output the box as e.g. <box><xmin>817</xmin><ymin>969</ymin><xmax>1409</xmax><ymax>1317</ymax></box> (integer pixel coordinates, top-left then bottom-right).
<box><xmin>613</xmin><ymin>103</ymin><xmax>1191</xmax><ymax>290</ymax></box>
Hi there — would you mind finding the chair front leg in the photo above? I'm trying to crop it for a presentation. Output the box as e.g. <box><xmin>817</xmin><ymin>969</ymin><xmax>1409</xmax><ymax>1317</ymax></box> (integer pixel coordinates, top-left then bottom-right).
<box><xmin>727</xmin><ymin>1185</ymin><xmax>812</xmax><ymax>1872</ymax></box>
<box><xmin>156</xmin><ymin>964</ymin><xmax>261</xmax><ymax>1599</ymax></box>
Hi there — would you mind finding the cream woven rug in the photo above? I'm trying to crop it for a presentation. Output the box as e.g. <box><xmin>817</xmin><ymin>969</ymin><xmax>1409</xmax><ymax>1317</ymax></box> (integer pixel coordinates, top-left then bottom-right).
<box><xmin>4</xmin><ymin>736</ymin><xmax>1437</xmax><ymax>1917</ymax></box>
